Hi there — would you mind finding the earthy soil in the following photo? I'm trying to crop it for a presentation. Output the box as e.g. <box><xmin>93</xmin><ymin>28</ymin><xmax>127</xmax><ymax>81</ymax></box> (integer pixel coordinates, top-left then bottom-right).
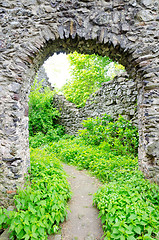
<box><xmin>0</xmin><ymin>228</ymin><xmax>9</xmax><ymax>240</ymax></box>
<box><xmin>49</xmin><ymin>163</ymin><xmax>104</xmax><ymax>240</ymax></box>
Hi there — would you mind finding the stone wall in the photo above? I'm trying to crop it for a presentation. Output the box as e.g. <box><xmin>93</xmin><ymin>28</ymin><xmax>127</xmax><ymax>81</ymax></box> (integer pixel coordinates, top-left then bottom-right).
<box><xmin>53</xmin><ymin>73</ymin><xmax>138</xmax><ymax>134</ymax></box>
<box><xmin>36</xmin><ymin>65</ymin><xmax>53</xmax><ymax>91</ymax></box>
<box><xmin>0</xmin><ymin>0</ymin><xmax>159</xmax><ymax>206</ymax></box>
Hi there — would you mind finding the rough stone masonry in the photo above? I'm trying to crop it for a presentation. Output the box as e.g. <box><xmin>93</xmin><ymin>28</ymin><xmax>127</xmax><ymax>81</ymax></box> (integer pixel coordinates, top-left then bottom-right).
<box><xmin>0</xmin><ymin>0</ymin><xmax>159</xmax><ymax>206</ymax></box>
<box><xmin>53</xmin><ymin>72</ymin><xmax>138</xmax><ymax>134</ymax></box>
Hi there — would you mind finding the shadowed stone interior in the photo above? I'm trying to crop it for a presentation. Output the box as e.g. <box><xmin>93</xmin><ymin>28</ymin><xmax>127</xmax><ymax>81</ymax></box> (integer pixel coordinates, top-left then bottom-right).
<box><xmin>0</xmin><ymin>0</ymin><xmax>159</xmax><ymax>206</ymax></box>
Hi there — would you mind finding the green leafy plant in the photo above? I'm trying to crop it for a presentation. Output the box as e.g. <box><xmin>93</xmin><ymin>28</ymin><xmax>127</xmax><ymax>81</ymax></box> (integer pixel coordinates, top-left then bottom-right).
<box><xmin>29</xmin><ymin>125</ymin><xmax>65</xmax><ymax>148</ymax></box>
<box><xmin>62</xmin><ymin>52</ymin><xmax>112</xmax><ymax>107</ymax></box>
<box><xmin>29</xmin><ymin>79</ymin><xmax>61</xmax><ymax>136</ymax></box>
<box><xmin>93</xmin><ymin>176</ymin><xmax>159</xmax><ymax>240</ymax></box>
<box><xmin>79</xmin><ymin>114</ymin><xmax>138</xmax><ymax>156</ymax></box>
<box><xmin>28</xmin><ymin>79</ymin><xmax>65</xmax><ymax>148</ymax></box>
<box><xmin>0</xmin><ymin>148</ymin><xmax>71</xmax><ymax>240</ymax></box>
<box><xmin>46</xmin><ymin>115</ymin><xmax>158</xmax><ymax>239</ymax></box>
<box><xmin>48</xmin><ymin>136</ymin><xmax>138</xmax><ymax>183</ymax></box>
<box><xmin>0</xmin><ymin>207</ymin><xmax>9</xmax><ymax>233</ymax></box>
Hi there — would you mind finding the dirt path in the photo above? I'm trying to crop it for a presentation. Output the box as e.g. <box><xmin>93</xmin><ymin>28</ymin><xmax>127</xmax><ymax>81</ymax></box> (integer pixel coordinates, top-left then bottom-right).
<box><xmin>0</xmin><ymin>164</ymin><xmax>104</xmax><ymax>240</ymax></box>
<box><xmin>49</xmin><ymin>163</ymin><xmax>104</xmax><ymax>240</ymax></box>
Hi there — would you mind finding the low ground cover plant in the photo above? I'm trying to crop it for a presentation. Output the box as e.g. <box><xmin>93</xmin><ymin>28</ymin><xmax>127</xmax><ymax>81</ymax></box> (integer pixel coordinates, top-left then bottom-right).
<box><xmin>47</xmin><ymin>115</ymin><xmax>159</xmax><ymax>240</ymax></box>
<box><xmin>1</xmin><ymin>109</ymin><xmax>158</xmax><ymax>240</ymax></box>
<box><xmin>93</xmin><ymin>176</ymin><xmax>159</xmax><ymax>240</ymax></box>
<box><xmin>79</xmin><ymin>114</ymin><xmax>138</xmax><ymax>156</ymax></box>
<box><xmin>48</xmin><ymin>137</ymin><xmax>138</xmax><ymax>183</ymax></box>
<box><xmin>29</xmin><ymin>125</ymin><xmax>64</xmax><ymax>148</ymax></box>
<box><xmin>0</xmin><ymin>148</ymin><xmax>71</xmax><ymax>240</ymax></box>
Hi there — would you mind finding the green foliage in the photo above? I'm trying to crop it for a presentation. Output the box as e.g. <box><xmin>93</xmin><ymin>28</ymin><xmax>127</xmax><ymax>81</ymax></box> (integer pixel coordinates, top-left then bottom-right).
<box><xmin>48</xmin><ymin>136</ymin><xmax>138</xmax><ymax>183</ymax></box>
<box><xmin>46</xmin><ymin>115</ymin><xmax>158</xmax><ymax>239</ymax></box>
<box><xmin>28</xmin><ymin>79</ymin><xmax>65</xmax><ymax>148</ymax></box>
<box><xmin>29</xmin><ymin>79</ymin><xmax>61</xmax><ymax>136</ymax></box>
<box><xmin>1</xmin><ymin>109</ymin><xmax>158</xmax><ymax>240</ymax></box>
<box><xmin>62</xmin><ymin>52</ymin><xmax>112</xmax><ymax>107</ymax></box>
<box><xmin>93</xmin><ymin>176</ymin><xmax>159</xmax><ymax>240</ymax></box>
<box><xmin>47</xmin><ymin>115</ymin><xmax>139</xmax><ymax>183</ymax></box>
<box><xmin>0</xmin><ymin>148</ymin><xmax>71</xmax><ymax>240</ymax></box>
<box><xmin>79</xmin><ymin>114</ymin><xmax>138</xmax><ymax>156</ymax></box>
<box><xmin>29</xmin><ymin>125</ymin><xmax>65</xmax><ymax>148</ymax></box>
<box><xmin>0</xmin><ymin>207</ymin><xmax>9</xmax><ymax>231</ymax></box>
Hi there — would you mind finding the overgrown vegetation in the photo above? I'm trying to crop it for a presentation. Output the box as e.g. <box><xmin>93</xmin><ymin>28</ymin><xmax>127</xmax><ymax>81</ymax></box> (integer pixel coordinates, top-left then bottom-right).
<box><xmin>0</xmin><ymin>149</ymin><xmax>71</xmax><ymax>240</ymax></box>
<box><xmin>0</xmin><ymin>80</ymin><xmax>70</xmax><ymax>240</ymax></box>
<box><xmin>0</xmin><ymin>58</ymin><xmax>159</xmax><ymax>240</ymax></box>
<box><xmin>25</xmin><ymin>58</ymin><xmax>159</xmax><ymax>239</ymax></box>
<box><xmin>79</xmin><ymin>115</ymin><xmax>138</xmax><ymax>156</ymax></box>
<box><xmin>29</xmin><ymin>79</ymin><xmax>64</xmax><ymax>147</ymax></box>
<box><xmin>43</xmin><ymin>115</ymin><xmax>159</xmax><ymax>240</ymax></box>
<box><xmin>62</xmin><ymin>52</ymin><xmax>125</xmax><ymax>107</ymax></box>
<box><xmin>94</xmin><ymin>176</ymin><xmax>159</xmax><ymax>240</ymax></box>
<box><xmin>62</xmin><ymin>52</ymin><xmax>112</xmax><ymax>107</ymax></box>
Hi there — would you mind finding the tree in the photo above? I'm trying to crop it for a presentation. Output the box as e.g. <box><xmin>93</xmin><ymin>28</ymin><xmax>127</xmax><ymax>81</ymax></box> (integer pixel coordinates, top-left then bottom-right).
<box><xmin>62</xmin><ymin>52</ymin><xmax>112</xmax><ymax>108</ymax></box>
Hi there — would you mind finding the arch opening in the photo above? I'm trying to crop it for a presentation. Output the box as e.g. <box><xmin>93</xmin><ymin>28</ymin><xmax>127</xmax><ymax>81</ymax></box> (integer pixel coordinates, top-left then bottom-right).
<box><xmin>33</xmin><ymin>39</ymin><xmax>138</xmax><ymax>124</ymax></box>
<box><xmin>0</xmin><ymin>33</ymin><xmax>158</xmax><ymax>207</ymax></box>
<box><xmin>0</xmin><ymin>35</ymin><xmax>147</xmax><ymax>206</ymax></box>
<box><xmin>32</xmin><ymin>48</ymin><xmax>137</xmax><ymax>135</ymax></box>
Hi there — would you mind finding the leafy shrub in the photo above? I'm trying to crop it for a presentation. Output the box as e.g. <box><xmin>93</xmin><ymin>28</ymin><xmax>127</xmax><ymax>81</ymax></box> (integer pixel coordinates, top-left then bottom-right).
<box><xmin>0</xmin><ymin>207</ymin><xmax>9</xmax><ymax>232</ymax></box>
<box><xmin>29</xmin><ymin>79</ymin><xmax>61</xmax><ymax>136</ymax></box>
<box><xmin>93</xmin><ymin>176</ymin><xmax>159</xmax><ymax>240</ymax></box>
<box><xmin>0</xmin><ymin>148</ymin><xmax>71</xmax><ymax>240</ymax></box>
<box><xmin>62</xmin><ymin>52</ymin><xmax>112</xmax><ymax>107</ymax></box>
<box><xmin>47</xmin><ymin>115</ymin><xmax>159</xmax><ymax>239</ymax></box>
<box><xmin>48</xmin><ymin>136</ymin><xmax>138</xmax><ymax>183</ymax></box>
<box><xmin>79</xmin><ymin>114</ymin><xmax>138</xmax><ymax>156</ymax></box>
<box><xmin>29</xmin><ymin>125</ymin><xmax>65</xmax><ymax>148</ymax></box>
<box><xmin>28</xmin><ymin>79</ymin><xmax>65</xmax><ymax>148</ymax></box>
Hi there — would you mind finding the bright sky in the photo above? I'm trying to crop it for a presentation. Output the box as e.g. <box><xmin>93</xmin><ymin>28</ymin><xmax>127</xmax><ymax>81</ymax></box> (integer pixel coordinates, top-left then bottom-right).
<box><xmin>44</xmin><ymin>53</ymin><xmax>70</xmax><ymax>89</ymax></box>
<box><xmin>43</xmin><ymin>53</ymin><xmax>124</xmax><ymax>89</ymax></box>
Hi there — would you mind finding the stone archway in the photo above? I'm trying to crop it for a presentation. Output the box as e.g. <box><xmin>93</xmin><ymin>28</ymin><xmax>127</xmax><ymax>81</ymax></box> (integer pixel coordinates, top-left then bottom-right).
<box><xmin>0</xmin><ymin>0</ymin><xmax>159</xmax><ymax>205</ymax></box>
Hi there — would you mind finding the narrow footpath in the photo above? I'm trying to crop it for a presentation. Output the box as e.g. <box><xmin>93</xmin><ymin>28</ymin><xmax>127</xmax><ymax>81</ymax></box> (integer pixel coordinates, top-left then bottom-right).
<box><xmin>49</xmin><ymin>163</ymin><xmax>104</xmax><ymax>240</ymax></box>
